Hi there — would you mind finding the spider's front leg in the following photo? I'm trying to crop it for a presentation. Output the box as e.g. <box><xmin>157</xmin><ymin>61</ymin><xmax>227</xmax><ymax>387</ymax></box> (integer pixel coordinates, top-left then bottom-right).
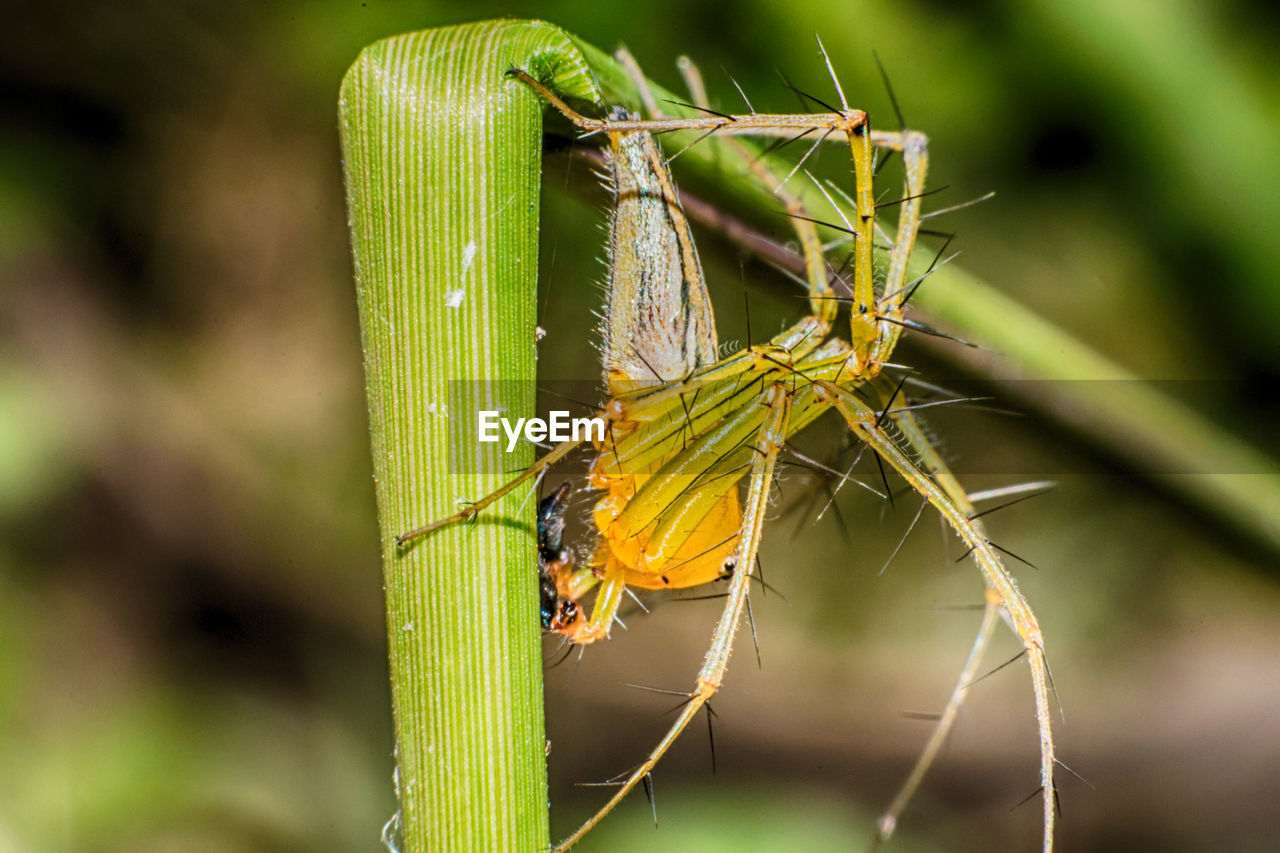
<box><xmin>866</xmin><ymin>127</ymin><xmax>930</xmax><ymax>366</ymax></box>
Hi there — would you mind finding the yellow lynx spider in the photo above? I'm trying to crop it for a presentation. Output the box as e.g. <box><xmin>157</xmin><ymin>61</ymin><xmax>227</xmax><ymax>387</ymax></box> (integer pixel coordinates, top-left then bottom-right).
<box><xmin>399</xmin><ymin>44</ymin><xmax>1057</xmax><ymax>853</ymax></box>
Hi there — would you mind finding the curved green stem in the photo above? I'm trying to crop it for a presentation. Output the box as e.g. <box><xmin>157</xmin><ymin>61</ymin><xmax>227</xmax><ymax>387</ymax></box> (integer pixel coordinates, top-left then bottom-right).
<box><xmin>339</xmin><ymin>20</ymin><xmax>597</xmax><ymax>852</ymax></box>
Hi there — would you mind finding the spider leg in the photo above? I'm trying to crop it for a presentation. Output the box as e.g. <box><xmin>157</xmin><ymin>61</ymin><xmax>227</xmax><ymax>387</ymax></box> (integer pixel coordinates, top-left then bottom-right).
<box><xmin>856</xmin><ymin>404</ymin><xmax>1003</xmax><ymax>841</ymax></box>
<box><xmin>507</xmin><ymin>67</ymin><xmax>865</xmax><ymax>140</ymax></box>
<box><xmin>557</xmin><ymin>560</ymin><xmax>627</xmax><ymax>644</ymax></box>
<box><xmin>671</xmin><ymin>51</ymin><xmax>842</xmax><ymax>340</ymax></box>
<box><xmin>823</xmin><ymin>386</ymin><xmax>1057</xmax><ymax>853</ymax></box>
<box><xmin>865</xmin><ymin>128</ymin><xmax>929</xmax><ymax>365</ymax></box>
<box><xmin>614</xmin><ymin>47</ymin><xmax>662</xmax><ymax>118</ymax></box>
<box><xmin>397</xmin><ymin>435</ymin><xmax>589</xmax><ymax>545</ymax></box>
<box><xmin>847</xmin><ymin>112</ymin><xmax>1023</xmax><ymax>840</ymax></box>
<box><xmin>874</xmin><ymin>593</ymin><xmax>1001</xmax><ymax>846</ymax></box>
<box><xmin>675</xmin><ymin>55</ymin><xmax>712</xmax><ymax>116</ymax></box>
<box><xmin>553</xmin><ymin>382</ymin><xmax>793</xmax><ymax>852</ymax></box>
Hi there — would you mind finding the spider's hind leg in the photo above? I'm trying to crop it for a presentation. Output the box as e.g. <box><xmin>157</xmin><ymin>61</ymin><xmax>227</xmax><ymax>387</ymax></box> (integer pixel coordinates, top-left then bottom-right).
<box><xmin>823</xmin><ymin>388</ymin><xmax>1057</xmax><ymax>853</ymax></box>
<box><xmin>868</xmin><ymin>407</ymin><xmax>1005</xmax><ymax>845</ymax></box>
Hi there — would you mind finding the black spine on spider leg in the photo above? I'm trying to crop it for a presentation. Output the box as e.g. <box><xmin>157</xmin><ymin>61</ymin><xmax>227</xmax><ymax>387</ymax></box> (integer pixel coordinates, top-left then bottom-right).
<box><xmin>873</xmin><ymin>146</ymin><xmax>898</xmax><ymax>178</ymax></box>
<box><xmin>705</xmin><ymin>702</ymin><xmax>719</xmax><ymax>775</ymax></box>
<box><xmin>872</xmin><ymin>50</ymin><xmax>908</xmax><ymax>133</ymax></box>
<box><xmin>894</xmin><ymin>232</ymin><xmax>956</xmax><ymax>308</ymax></box>
<box><xmin>871</xmin><ymin>449</ymin><xmax>897</xmax><ymax>512</ymax></box>
<box><xmin>966</xmin><ymin>489</ymin><xmax>1052</xmax><ymax>522</ymax></box>
<box><xmin>875</xmin><ymin>184</ymin><xmax>951</xmax><ymax>211</ymax></box>
<box><xmin>641</xmin><ymin>772</ymin><xmax>658</xmax><ymax>828</ymax></box>
<box><xmin>757</xmin><ymin>127</ymin><xmax>818</xmax><ymax>162</ymax></box>
<box><xmin>774</xmin><ymin>67</ymin><xmax>841</xmax><ymax>115</ymax></box>
<box><xmin>968</xmin><ymin>649</ymin><xmax>1029</xmax><ymax>690</ymax></box>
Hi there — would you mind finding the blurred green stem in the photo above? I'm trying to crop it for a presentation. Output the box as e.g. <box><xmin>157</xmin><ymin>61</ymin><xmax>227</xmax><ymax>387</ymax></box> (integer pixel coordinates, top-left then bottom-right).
<box><xmin>338</xmin><ymin>20</ymin><xmax>597</xmax><ymax>852</ymax></box>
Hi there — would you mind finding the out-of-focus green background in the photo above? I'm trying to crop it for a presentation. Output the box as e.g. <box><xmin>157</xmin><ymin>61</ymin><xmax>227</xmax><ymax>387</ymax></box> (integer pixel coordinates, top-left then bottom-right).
<box><xmin>3</xmin><ymin>2</ymin><xmax>1279</xmax><ymax>851</ymax></box>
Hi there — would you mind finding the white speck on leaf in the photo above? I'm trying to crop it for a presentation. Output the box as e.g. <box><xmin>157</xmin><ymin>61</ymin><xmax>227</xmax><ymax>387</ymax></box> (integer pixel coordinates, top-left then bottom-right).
<box><xmin>445</xmin><ymin>240</ymin><xmax>478</xmax><ymax>308</ymax></box>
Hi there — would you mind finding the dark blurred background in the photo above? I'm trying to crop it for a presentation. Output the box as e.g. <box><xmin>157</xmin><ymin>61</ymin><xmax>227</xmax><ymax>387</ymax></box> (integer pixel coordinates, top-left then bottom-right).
<box><xmin>3</xmin><ymin>2</ymin><xmax>1279</xmax><ymax>851</ymax></box>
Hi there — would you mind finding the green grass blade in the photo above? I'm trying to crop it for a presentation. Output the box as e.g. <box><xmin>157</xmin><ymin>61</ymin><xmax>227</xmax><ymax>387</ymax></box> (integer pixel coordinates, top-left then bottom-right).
<box><xmin>338</xmin><ymin>20</ymin><xmax>597</xmax><ymax>852</ymax></box>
